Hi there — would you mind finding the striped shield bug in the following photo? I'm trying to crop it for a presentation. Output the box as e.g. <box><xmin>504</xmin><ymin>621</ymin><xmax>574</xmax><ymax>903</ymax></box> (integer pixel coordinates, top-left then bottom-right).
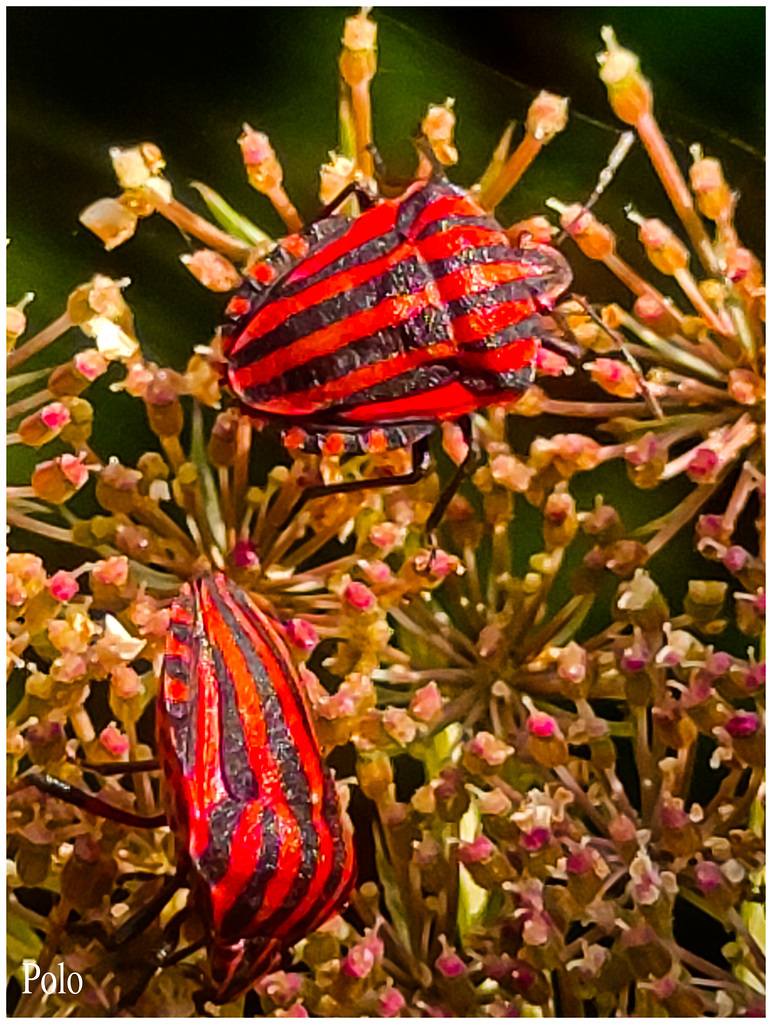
<box><xmin>24</xmin><ymin>573</ymin><xmax>356</xmax><ymax>1008</ymax></box>
<box><xmin>219</xmin><ymin>169</ymin><xmax>572</xmax><ymax>530</ymax></box>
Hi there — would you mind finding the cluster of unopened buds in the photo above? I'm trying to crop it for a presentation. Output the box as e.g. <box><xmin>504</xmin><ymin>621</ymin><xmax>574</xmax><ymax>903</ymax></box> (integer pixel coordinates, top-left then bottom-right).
<box><xmin>8</xmin><ymin>8</ymin><xmax>764</xmax><ymax>1018</ymax></box>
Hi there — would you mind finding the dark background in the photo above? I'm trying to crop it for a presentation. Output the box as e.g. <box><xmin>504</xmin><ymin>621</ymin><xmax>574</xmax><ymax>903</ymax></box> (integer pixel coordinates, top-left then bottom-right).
<box><xmin>8</xmin><ymin>6</ymin><xmax>764</xmax><ymax>334</ymax></box>
<box><xmin>7</xmin><ymin>5</ymin><xmax>766</xmax><ymax>613</ymax></box>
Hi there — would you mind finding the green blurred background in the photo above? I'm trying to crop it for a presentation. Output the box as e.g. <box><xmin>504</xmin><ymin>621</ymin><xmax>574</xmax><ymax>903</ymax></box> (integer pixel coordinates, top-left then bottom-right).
<box><xmin>7</xmin><ymin>6</ymin><xmax>765</xmax><ymax>637</ymax></box>
<box><xmin>8</xmin><ymin>6</ymin><xmax>764</xmax><ymax>350</ymax></box>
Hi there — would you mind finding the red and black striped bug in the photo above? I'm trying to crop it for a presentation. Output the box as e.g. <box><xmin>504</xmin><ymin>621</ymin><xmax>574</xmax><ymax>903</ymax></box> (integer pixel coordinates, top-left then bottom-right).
<box><xmin>219</xmin><ymin>166</ymin><xmax>572</xmax><ymax>530</ymax></box>
<box><xmin>25</xmin><ymin>573</ymin><xmax>356</xmax><ymax>1009</ymax></box>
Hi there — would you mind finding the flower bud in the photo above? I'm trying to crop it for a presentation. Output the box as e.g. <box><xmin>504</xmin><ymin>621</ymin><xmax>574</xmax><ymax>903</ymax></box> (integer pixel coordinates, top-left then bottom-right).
<box><xmin>689</xmin><ymin>155</ymin><xmax>733</xmax><ymax>222</ymax></box>
<box><xmin>180</xmin><ymin>250</ymin><xmax>242</xmax><ymax>292</ymax></box>
<box><xmin>48</xmin><ymin>350</ymin><xmax>108</xmax><ymax>397</ymax></box>
<box><xmin>586</xmin><ymin>357</ymin><xmax>640</xmax><ymax>399</ymax></box>
<box><xmin>422</xmin><ymin>98</ymin><xmax>458</xmax><ymax>166</ymax></box>
<box><xmin>79</xmin><ymin>197</ymin><xmax>138</xmax><ymax>250</ymax></box>
<box><xmin>597</xmin><ymin>27</ymin><xmax>652</xmax><ymax>124</ymax></box>
<box><xmin>543</xmin><ymin>485</ymin><xmax>578</xmax><ymax>549</ymax></box>
<box><xmin>319</xmin><ymin>153</ymin><xmax>356</xmax><ymax>206</ymax></box>
<box><xmin>340</xmin><ymin>8</ymin><xmax>378</xmax><ymax>87</ymax></box>
<box><xmin>31</xmin><ymin>454</ymin><xmax>89</xmax><ymax>503</ymax></box>
<box><xmin>559</xmin><ymin>205</ymin><xmax>616</xmax><ymax>260</ymax></box>
<box><xmin>526</xmin><ymin>91</ymin><xmax>569</xmax><ymax>143</ymax></box>
<box><xmin>17</xmin><ymin>402</ymin><xmax>71</xmax><ymax>447</ymax></box>
<box><xmin>635</xmin><ymin>217</ymin><xmax>688</xmax><ymax>275</ymax></box>
<box><xmin>239</xmin><ymin>125</ymin><xmax>284</xmax><ymax>194</ymax></box>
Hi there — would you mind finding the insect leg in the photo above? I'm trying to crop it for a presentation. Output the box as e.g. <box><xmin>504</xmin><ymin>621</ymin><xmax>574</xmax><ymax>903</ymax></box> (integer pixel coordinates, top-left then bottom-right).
<box><xmin>312</xmin><ymin>180</ymin><xmax>376</xmax><ymax>221</ymax></box>
<box><xmin>22</xmin><ymin>771</ymin><xmax>167</xmax><ymax>829</ymax></box>
<box><xmin>281</xmin><ymin>435</ymin><xmax>432</xmax><ymax>531</ymax></box>
<box><xmin>425</xmin><ymin>414</ymin><xmax>477</xmax><ymax>536</ymax></box>
<box><xmin>70</xmin><ymin>756</ymin><xmax>161</xmax><ymax>775</ymax></box>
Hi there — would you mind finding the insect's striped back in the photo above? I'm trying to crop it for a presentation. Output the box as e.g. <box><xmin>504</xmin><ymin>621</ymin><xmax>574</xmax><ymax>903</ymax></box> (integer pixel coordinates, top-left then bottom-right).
<box><xmin>222</xmin><ymin>179</ymin><xmax>570</xmax><ymax>434</ymax></box>
<box><xmin>158</xmin><ymin>574</ymin><xmax>355</xmax><ymax>957</ymax></box>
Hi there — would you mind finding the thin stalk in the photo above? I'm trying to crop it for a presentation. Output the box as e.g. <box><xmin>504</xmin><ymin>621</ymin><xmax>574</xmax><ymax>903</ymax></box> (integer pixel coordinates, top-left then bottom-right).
<box><xmin>635</xmin><ymin>110</ymin><xmax>718</xmax><ymax>276</ymax></box>
<box><xmin>7</xmin><ymin>511</ymin><xmax>74</xmax><ymax>544</ymax></box>
<box><xmin>153</xmin><ymin>197</ymin><xmax>251</xmax><ymax>262</ymax></box>
<box><xmin>6</xmin><ymin>388</ymin><xmax>54</xmax><ymax>420</ymax></box>
<box><xmin>479</xmin><ymin>134</ymin><xmax>542</xmax><ymax>211</ymax></box>
<box><xmin>7</xmin><ymin>312</ymin><xmax>73</xmax><ymax>372</ymax></box>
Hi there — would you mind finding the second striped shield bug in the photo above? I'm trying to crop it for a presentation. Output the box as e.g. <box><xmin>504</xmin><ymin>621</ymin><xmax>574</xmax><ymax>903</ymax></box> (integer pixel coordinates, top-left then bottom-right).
<box><xmin>24</xmin><ymin>573</ymin><xmax>356</xmax><ymax>1009</ymax></box>
<box><xmin>219</xmin><ymin>169</ymin><xmax>572</xmax><ymax>531</ymax></box>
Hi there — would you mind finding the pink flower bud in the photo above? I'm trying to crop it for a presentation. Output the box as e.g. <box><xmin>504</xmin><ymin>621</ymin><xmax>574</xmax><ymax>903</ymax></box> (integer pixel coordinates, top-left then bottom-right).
<box><xmin>92</xmin><ymin>556</ymin><xmax>129</xmax><ymax>587</ymax></box>
<box><xmin>694</xmin><ymin>860</ymin><xmax>723</xmax><ymax>894</ymax></box>
<box><xmin>341</xmin><ymin>931</ymin><xmax>384</xmax><ymax>978</ymax></box>
<box><xmin>457</xmin><ymin>836</ymin><xmax>495</xmax><ymax>864</ymax></box>
<box><xmin>467</xmin><ymin>731</ymin><xmax>514</xmax><ymax>766</ymax></box>
<box><xmin>535</xmin><ymin>346</ymin><xmax>569</xmax><ymax>376</ymax></box>
<box><xmin>527</xmin><ymin>712</ymin><xmax>557</xmax><ymax>738</ymax></box>
<box><xmin>521</xmin><ymin>827</ymin><xmax>551</xmax><ymax>853</ymax></box>
<box><xmin>377</xmin><ymin>985</ymin><xmax>406</xmax><ymax>1017</ymax></box>
<box><xmin>180</xmin><ymin>250</ymin><xmax>242</xmax><ymax>293</ymax></box>
<box><xmin>111</xmin><ymin>665</ymin><xmax>142</xmax><ymax>700</ymax></box>
<box><xmin>47</xmin><ymin>571</ymin><xmax>79</xmax><ymax>603</ymax></box>
<box><xmin>725</xmin><ymin>710</ymin><xmax>760</xmax><ymax>738</ymax></box>
<box><xmin>744</xmin><ymin>663</ymin><xmax>765</xmax><ymax>692</ymax></box>
<box><xmin>73</xmin><ymin>349</ymin><xmax>109</xmax><ymax>380</ymax></box>
<box><xmin>686</xmin><ymin>447</ymin><xmax>720</xmax><ymax>482</ymax></box>
<box><xmin>409</xmin><ymin>682</ymin><xmax>443</xmax><ymax>723</ymax></box>
<box><xmin>369</xmin><ymin>521</ymin><xmax>405</xmax><ymax>550</ymax></box>
<box><xmin>344</xmin><ymin>581</ymin><xmax>376</xmax><ymax>611</ymax></box>
<box><xmin>99</xmin><ymin>723</ymin><xmax>130</xmax><ymax>758</ymax></box>
<box><xmin>232</xmin><ymin>539</ymin><xmax>260</xmax><ymax>569</ymax></box>
<box><xmin>587</xmin><ymin>357</ymin><xmax>640</xmax><ymax>399</ymax></box>
<box><xmin>566</xmin><ymin>848</ymin><xmax>594</xmax><ymax>876</ymax></box>
<box><xmin>435</xmin><ymin>937</ymin><xmax>466</xmax><ymax>978</ymax></box>
<box><xmin>284</xmin><ymin>618</ymin><xmax>318</xmax><ymax>652</ymax></box>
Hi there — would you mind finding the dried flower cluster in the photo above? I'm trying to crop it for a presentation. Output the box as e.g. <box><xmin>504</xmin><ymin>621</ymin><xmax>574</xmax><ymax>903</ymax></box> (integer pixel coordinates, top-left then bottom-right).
<box><xmin>8</xmin><ymin>9</ymin><xmax>764</xmax><ymax>1018</ymax></box>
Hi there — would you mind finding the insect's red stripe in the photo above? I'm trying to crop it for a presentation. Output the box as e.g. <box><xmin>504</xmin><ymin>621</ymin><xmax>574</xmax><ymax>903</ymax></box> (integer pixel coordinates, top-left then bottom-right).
<box><xmin>339</xmin><ymin>381</ymin><xmax>483</xmax><ymax>422</ymax></box>
<box><xmin>230</xmin><ymin>287</ymin><xmax>440</xmax><ymax>389</ymax></box>
<box><xmin>417</xmin><ymin>224</ymin><xmax>510</xmax><ymax>262</ymax></box>
<box><xmin>407</xmin><ymin>192</ymin><xmax>489</xmax><ymax>238</ymax></box>
<box><xmin>451</xmin><ymin>298</ymin><xmax>537</xmax><ymax>346</ymax></box>
<box><xmin>433</xmin><ymin>261</ymin><xmax>534</xmax><ymax>304</ymax></box>
<box><xmin>188</xmin><ymin>644</ymin><xmax>228</xmax><ymax>863</ymax></box>
<box><xmin>205</xmin><ymin>577</ymin><xmax>336</xmax><ymax>929</ymax></box>
<box><xmin>198</xmin><ymin>583</ymin><xmax>302</xmax><ymax>923</ymax></box>
<box><xmin>207</xmin><ymin>801</ymin><xmax>264</xmax><ymax>924</ymax></box>
<box><xmin>283</xmin><ymin>198</ymin><xmax>402</xmax><ymax>287</ymax></box>
<box><xmin>213</xmin><ymin>578</ymin><xmax>326</xmax><ymax>797</ymax></box>
<box><xmin>459</xmin><ymin>337</ymin><xmax>539</xmax><ymax>373</ymax></box>
<box><xmin>211</xmin><ymin>581</ymin><xmax>351</xmax><ymax>936</ymax></box>
<box><xmin>251</xmin><ymin>342</ymin><xmax>457</xmax><ymax>414</ymax></box>
<box><xmin>229</xmin><ymin>241</ymin><xmax>416</xmax><ymax>355</ymax></box>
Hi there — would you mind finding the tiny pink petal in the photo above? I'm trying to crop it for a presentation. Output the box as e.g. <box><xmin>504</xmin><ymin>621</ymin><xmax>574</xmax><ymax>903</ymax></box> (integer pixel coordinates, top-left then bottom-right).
<box><xmin>48</xmin><ymin>571</ymin><xmax>79</xmax><ymax>602</ymax></box>
<box><xmin>344</xmin><ymin>581</ymin><xmax>376</xmax><ymax>611</ymax></box>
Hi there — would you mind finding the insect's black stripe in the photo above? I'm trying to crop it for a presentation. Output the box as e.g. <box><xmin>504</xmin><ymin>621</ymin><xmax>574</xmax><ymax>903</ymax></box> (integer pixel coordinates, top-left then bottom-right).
<box><xmin>461</xmin><ymin>313</ymin><xmax>546</xmax><ymax>352</ymax></box>
<box><xmin>197</xmin><ymin>798</ymin><xmax>243</xmax><ymax>886</ymax></box>
<box><xmin>257</xmin><ymin>181</ymin><xmax>465</xmax><ymax>303</ymax></box>
<box><xmin>240</xmin><ymin>305</ymin><xmax>454</xmax><ymax>405</ymax></box>
<box><xmin>206</xmin><ymin>583</ymin><xmax>317</xmax><ymax>793</ymax></box>
<box><xmin>207</xmin><ymin>583</ymin><xmax>322</xmax><ymax>929</ymax></box>
<box><xmin>219</xmin><ymin>807</ymin><xmax>283</xmax><ymax>940</ymax></box>
<box><xmin>425</xmin><ymin>244</ymin><xmax>525</xmax><ymax>280</ymax></box>
<box><xmin>229</xmin><ymin>253</ymin><xmax>434</xmax><ymax>371</ymax></box>
<box><xmin>211</xmin><ymin>645</ymin><xmax>260</xmax><ymax>803</ymax></box>
<box><xmin>330</xmin><ymin>362</ymin><xmax>459</xmax><ymax>410</ymax></box>
<box><xmin>447</xmin><ymin>277</ymin><xmax>539</xmax><ymax>320</ymax></box>
<box><xmin>415</xmin><ymin>214</ymin><xmax>503</xmax><ymax>241</ymax></box>
<box><xmin>278</xmin><ymin>771</ymin><xmax>350</xmax><ymax>944</ymax></box>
